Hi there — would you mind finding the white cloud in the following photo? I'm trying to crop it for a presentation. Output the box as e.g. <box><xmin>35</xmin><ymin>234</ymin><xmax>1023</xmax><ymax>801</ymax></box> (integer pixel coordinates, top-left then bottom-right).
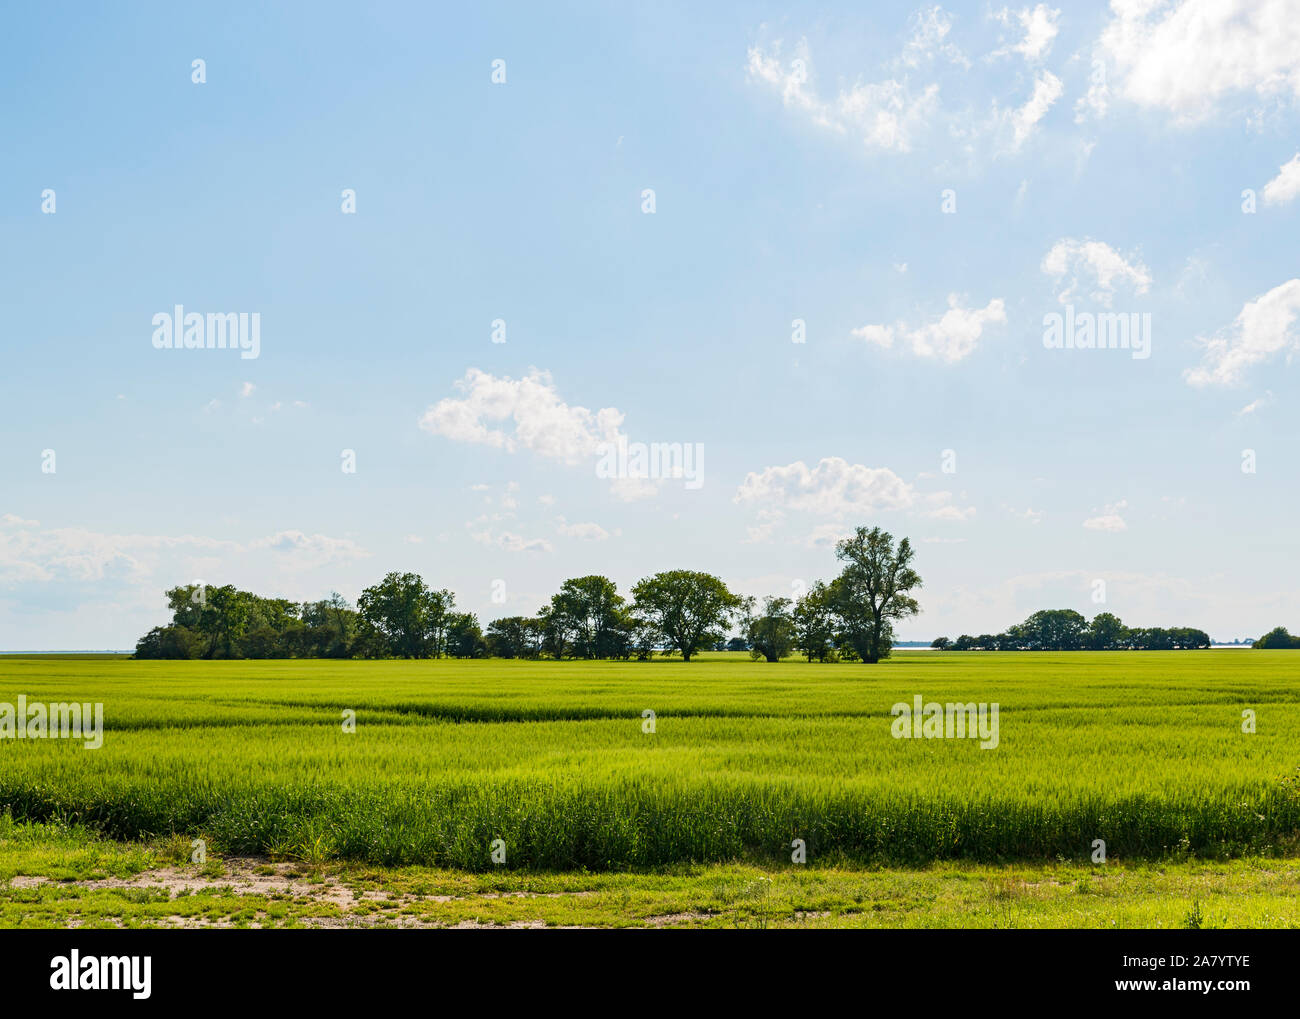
<box><xmin>991</xmin><ymin>4</ymin><xmax>1061</xmax><ymax>63</ymax></box>
<box><xmin>924</xmin><ymin>494</ymin><xmax>977</xmax><ymax>522</ymax></box>
<box><xmin>419</xmin><ymin>368</ymin><xmax>626</xmax><ymax>464</ymax></box>
<box><xmin>1185</xmin><ymin>279</ymin><xmax>1300</xmax><ymax>386</ymax></box>
<box><xmin>554</xmin><ymin>517</ymin><xmax>612</xmax><ymax>541</ymax></box>
<box><xmin>1237</xmin><ymin>391</ymin><xmax>1274</xmax><ymax>415</ymax></box>
<box><xmin>239</xmin><ymin>381</ymin><xmax>255</xmax><ymax>398</ymax></box>
<box><xmin>747</xmin><ymin>41</ymin><xmax>940</xmax><ymax>153</ymax></box>
<box><xmin>1041</xmin><ymin>238</ymin><xmax>1152</xmax><ymax>305</ymax></box>
<box><xmin>1074</xmin><ymin>57</ymin><xmax>1110</xmax><ymax>122</ymax></box>
<box><xmin>1083</xmin><ymin>500</ymin><xmax>1128</xmax><ymax>532</ymax></box>
<box><xmin>743</xmin><ymin>507</ymin><xmax>785</xmax><ymax>545</ymax></box>
<box><xmin>801</xmin><ymin>522</ymin><xmax>857</xmax><ymax>548</ymax></box>
<box><xmin>468</xmin><ymin>527</ymin><xmax>553</xmax><ymax>553</ymax></box>
<box><xmin>852</xmin><ymin>295</ymin><xmax>1006</xmax><ymax>362</ymax></box>
<box><xmin>735</xmin><ymin>458</ymin><xmax>974</xmax><ymax>535</ymax></box>
<box><xmin>420</xmin><ymin>368</ymin><xmax>658</xmax><ymax>499</ymax></box>
<box><xmin>1262</xmin><ymin>153</ymin><xmax>1300</xmax><ymax>205</ymax></box>
<box><xmin>901</xmin><ymin>6</ymin><xmax>969</xmax><ymax>68</ymax></box>
<box><xmin>1096</xmin><ymin>0</ymin><xmax>1300</xmax><ymax>121</ymax></box>
<box><xmin>1009</xmin><ymin>70</ymin><xmax>1063</xmax><ymax>147</ymax></box>
<box><xmin>736</xmin><ymin>457</ymin><xmax>916</xmax><ymax>517</ymax></box>
<box><xmin>0</xmin><ymin>518</ymin><xmax>364</xmax><ymax>586</ymax></box>
<box><xmin>1005</xmin><ymin>505</ymin><xmax>1044</xmax><ymax>524</ymax></box>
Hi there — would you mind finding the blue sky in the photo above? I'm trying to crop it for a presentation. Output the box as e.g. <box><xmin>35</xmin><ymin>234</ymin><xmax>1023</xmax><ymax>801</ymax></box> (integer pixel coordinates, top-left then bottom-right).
<box><xmin>2</xmin><ymin>0</ymin><xmax>1297</xmax><ymax>648</ymax></box>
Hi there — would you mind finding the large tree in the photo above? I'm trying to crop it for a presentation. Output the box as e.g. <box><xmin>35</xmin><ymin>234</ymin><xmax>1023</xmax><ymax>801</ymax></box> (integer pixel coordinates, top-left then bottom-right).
<box><xmin>547</xmin><ymin>575</ymin><xmax>629</xmax><ymax>659</ymax></box>
<box><xmin>827</xmin><ymin>527</ymin><xmax>921</xmax><ymax>664</ymax></box>
<box><xmin>792</xmin><ymin>581</ymin><xmax>836</xmax><ymax>662</ymax></box>
<box><xmin>744</xmin><ymin>595</ymin><xmax>796</xmax><ymax>662</ymax></box>
<box><xmin>1255</xmin><ymin>626</ymin><xmax>1300</xmax><ymax>649</ymax></box>
<box><xmin>1022</xmin><ymin>609</ymin><xmax>1088</xmax><ymax>651</ymax></box>
<box><xmin>446</xmin><ymin>612</ymin><xmax>487</xmax><ymax>658</ymax></box>
<box><xmin>357</xmin><ymin>572</ymin><xmax>454</xmax><ymax>658</ymax></box>
<box><xmin>631</xmin><ymin>570</ymin><xmax>741</xmax><ymax>662</ymax></box>
<box><xmin>1086</xmin><ymin>611</ymin><xmax>1128</xmax><ymax>650</ymax></box>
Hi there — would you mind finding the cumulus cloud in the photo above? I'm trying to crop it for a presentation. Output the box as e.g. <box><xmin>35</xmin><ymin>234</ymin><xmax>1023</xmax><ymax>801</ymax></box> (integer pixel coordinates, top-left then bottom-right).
<box><xmin>419</xmin><ymin>368</ymin><xmax>626</xmax><ymax>464</ymax></box>
<box><xmin>734</xmin><ymin>457</ymin><xmax>974</xmax><ymax>542</ymax></box>
<box><xmin>419</xmin><ymin>369</ymin><xmax>659</xmax><ymax>500</ymax></box>
<box><xmin>991</xmin><ymin>4</ymin><xmax>1061</xmax><ymax>63</ymax></box>
<box><xmin>736</xmin><ymin>458</ymin><xmax>916</xmax><ymax>517</ymax></box>
<box><xmin>852</xmin><ymin>295</ymin><xmax>1006</xmax><ymax>362</ymax></box>
<box><xmin>1262</xmin><ymin>153</ymin><xmax>1300</xmax><ymax>205</ymax></box>
<box><xmin>1095</xmin><ymin>0</ymin><xmax>1300</xmax><ymax>121</ymax></box>
<box><xmin>1185</xmin><ymin>279</ymin><xmax>1300</xmax><ymax>386</ymax></box>
<box><xmin>746</xmin><ymin>40</ymin><xmax>940</xmax><ymax>153</ymax></box>
<box><xmin>1041</xmin><ymin>238</ymin><xmax>1152</xmax><ymax>305</ymax></box>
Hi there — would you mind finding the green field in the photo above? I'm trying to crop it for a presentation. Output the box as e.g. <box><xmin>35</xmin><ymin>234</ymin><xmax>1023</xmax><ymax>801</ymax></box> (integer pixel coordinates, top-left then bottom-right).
<box><xmin>1</xmin><ymin>651</ymin><xmax>1297</xmax><ymax>873</ymax></box>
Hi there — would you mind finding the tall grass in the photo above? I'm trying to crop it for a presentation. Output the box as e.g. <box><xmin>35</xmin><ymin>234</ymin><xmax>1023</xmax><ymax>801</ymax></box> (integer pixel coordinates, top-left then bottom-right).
<box><xmin>0</xmin><ymin>652</ymin><xmax>1296</xmax><ymax>868</ymax></box>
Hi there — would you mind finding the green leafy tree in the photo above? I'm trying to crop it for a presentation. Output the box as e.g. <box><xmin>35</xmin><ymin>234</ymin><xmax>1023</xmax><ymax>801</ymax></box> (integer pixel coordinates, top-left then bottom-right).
<box><xmin>134</xmin><ymin>625</ymin><xmax>199</xmax><ymax>659</ymax></box>
<box><xmin>537</xmin><ymin>603</ymin><xmax>577</xmax><ymax>660</ymax></box>
<box><xmin>792</xmin><ymin>581</ymin><xmax>836</xmax><ymax>662</ymax></box>
<box><xmin>446</xmin><ymin>612</ymin><xmax>488</xmax><ymax>658</ymax></box>
<box><xmin>631</xmin><ymin>570</ymin><xmax>742</xmax><ymax>662</ymax></box>
<box><xmin>1086</xmin><ymin>612</ymin><xmax>1128</xmax><ymax>650</ymax></box>
<box><xmin>1021</xmin><ymin>609</ymin><xmax>1089</xmax><ymax>651</ymax></box>
<box><xmin>300</xmin><ymin>592</ymin><xmax>358</xmax><ymax>657</ymax></box>
<box><xmin>827</xmin><ymin>527</ymin><xmax>921</xmax><ymax>664</ymax></box>
<box><xmin>357</xmin><ymin>572</ymin><xmax>454</xmax><ymax>658</ymax></box>
<box><xmin>744</xmin><ymin>596</ymin><xmax>796</xmax><ymax>662</ymax></box>
<box><xmin>547</xmin><ymin>575</ymin><xmax>628</xmax><ymax>659</ymax></box>
<box><xmin>1254</xmin><ymin>626</ymin><xmax>1300</xmax><ymax>649</ymax></box>
<box><xmin>485</xmin><ymin>616</ymin><xmax>544</xmax><ymax>658</ymax></box>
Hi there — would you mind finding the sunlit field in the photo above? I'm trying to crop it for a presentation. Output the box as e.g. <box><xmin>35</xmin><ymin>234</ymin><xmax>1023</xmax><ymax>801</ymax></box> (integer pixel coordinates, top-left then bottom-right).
<box><xmin>1</xmin><ymin>652</ymin><xmax>1297</xmax><ymax>870</ymax></box>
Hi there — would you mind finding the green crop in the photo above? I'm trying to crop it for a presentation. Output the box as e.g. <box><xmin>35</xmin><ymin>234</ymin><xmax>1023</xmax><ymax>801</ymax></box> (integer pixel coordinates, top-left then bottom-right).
<box><xmin>0</xmin><ymin>652</ymin><xmax>1296</xmax><ymax>870</ymax></box>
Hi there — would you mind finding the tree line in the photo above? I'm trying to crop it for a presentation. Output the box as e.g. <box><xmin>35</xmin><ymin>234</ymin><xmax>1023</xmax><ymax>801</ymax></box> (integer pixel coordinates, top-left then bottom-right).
<box><xmin>1253</xmin><ymin>626</ymin><xmax>1300</xmax><ymax>649</ymax></box>
<box><xmin>930</xmin><ymin>609</ymin><xmax>1212</xmax><ymax>651</ymax></box>
<box><xmin>133</xmin><ymin>526</ymin><xmax>923</xmax><ymax>663</ymax></box>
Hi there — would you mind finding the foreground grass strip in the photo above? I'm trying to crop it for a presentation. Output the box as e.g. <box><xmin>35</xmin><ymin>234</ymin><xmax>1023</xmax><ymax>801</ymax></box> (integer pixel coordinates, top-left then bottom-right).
<box><xmin>3</xmin><ymin>820</ymin><xmax>1299</xmax><ymax>929</ymax></box>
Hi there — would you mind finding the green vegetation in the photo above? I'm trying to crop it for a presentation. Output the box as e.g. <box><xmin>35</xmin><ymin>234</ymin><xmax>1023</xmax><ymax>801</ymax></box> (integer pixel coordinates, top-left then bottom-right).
<box><xmin>935</xmin><ymin>609</ymin><xmax>1213</xmax><ymax>651</ymax></box>
<box><xmin>1255</xmin><ymin>626</ymin><xmax>1300</xmax><ymax>650</ymax></box>
<box><xmin>3</xmin><ymin>813</ymin><xmax>1300</xmax><ymax>929</ymax></box>
<box><xmin>131</xmin><ymin>525</ymin><xmax>922</xmax><ymax>663</ymax></box>
<box><xmin>1</xmin><ymin>652</ymin><xmax>1297</xmax><ymax>872</ymax></box>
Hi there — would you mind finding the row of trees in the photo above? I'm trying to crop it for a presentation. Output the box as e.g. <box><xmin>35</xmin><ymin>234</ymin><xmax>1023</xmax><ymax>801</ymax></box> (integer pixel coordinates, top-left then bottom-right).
<box><xmin>1254</xmin><ymin>626</ymin><xmax>1300</xmax><ymax>649</ymax></box>
<box><xmin>133</xmin><ymin>575</ymin><xmax>488</xmax><ymax>660</ymax></box>
<box><xmin>930</xmin><ymin>610</ymin><xmax>1212</xmax><ymax>651</ymax></box>
<box><xmin>134</xmin><ymin>526</ymin><xmax>925</xmax><ymax>664</ymax></box>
